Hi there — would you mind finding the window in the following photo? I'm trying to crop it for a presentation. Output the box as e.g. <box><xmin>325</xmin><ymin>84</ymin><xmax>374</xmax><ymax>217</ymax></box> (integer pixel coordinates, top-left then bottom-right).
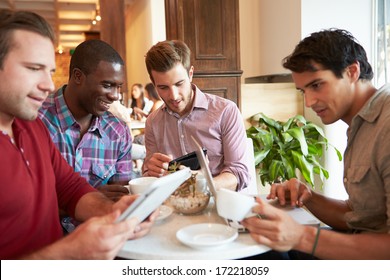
<box><xmin>374</xmin><ymin>0</ymin><xmax>390</xmax><ymax>86</ymax></box>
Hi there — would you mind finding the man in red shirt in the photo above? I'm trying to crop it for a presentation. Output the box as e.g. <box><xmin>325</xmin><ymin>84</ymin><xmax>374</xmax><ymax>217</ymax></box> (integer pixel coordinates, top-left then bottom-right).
<box><xmin>0</xmin><ymin>10</ymin><xmax>156</xmax><ymax>260</ymax></box>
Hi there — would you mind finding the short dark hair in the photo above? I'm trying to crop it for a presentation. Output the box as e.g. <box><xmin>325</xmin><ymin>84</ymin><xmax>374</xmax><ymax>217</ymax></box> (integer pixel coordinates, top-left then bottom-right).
<box><xmin>0</xmin><ymin>9</ymin><xmax>55</xmax><ymax>68</ymax></box>
<box><xmin>69</xmin><ymin>39</ymin><xmax>124</xmax><ymax>77</ymax></box>
<box><xmin>145</xmin><ymin>40</ymin><xmax>191</xmax><ymax>83</ymax></box>
<box><xmin>283</xmin><ymin>28</ymin><xmax>373</xmax><ymax>81</ymax></box>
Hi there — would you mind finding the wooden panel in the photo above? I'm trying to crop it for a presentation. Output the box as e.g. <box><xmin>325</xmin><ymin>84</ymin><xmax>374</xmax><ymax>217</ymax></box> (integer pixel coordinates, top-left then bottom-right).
<box><xmin>99</xmin><ymin>0</ymin><xmax>128</xmax><ymax>95</ymax></box>
<box><xmin>165</xmin><ymin>0</ymin><xmax>242</xmax><ymax>108</ymax></box>
<box><xmin>193</xmin><ymin>0</ymin><xmax>224</xmax><ymax>59</ymax></box>
<box><xmin>84</xmin><ymin>31</ymin><xmax>100</xmax><ymax>41</ymax></box>
<box><xmin>178</xmin><ymin>0</ymin><xmax>240</xmax><ymax>70</ymax></box>
<box><xmin>192</xmin><ymin>75</ymin><xmax>241</xmax><ymax>104</ymax></box>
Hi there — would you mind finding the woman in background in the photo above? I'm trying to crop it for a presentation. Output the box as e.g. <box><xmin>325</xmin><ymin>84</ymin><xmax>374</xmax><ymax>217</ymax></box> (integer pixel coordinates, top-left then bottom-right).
<box><xmin>144</xmin><ymin>83</ymin><xmax>163</xmax><ymax>113</ymax></box>
<box><xmin>129</xmin><ymin>83</ymin><xmax>153</xmax><ymax>120</ymax></box>
<box><xmin>133</xmin><ymin>83</ymin><xmax>163</xmax><ymax>146</ymax></box>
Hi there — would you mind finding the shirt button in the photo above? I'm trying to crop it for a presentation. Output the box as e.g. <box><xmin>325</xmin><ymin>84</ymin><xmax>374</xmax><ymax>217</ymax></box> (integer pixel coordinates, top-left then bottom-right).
<box><xmin>20</xmin><ymin>148</ymin><xmax>24</xmax><ymax>153</ymax></box>
<box><xmin>26</xmin><ymin>161</ymin><xmax>30</xmax><ymax>166</ymax></box>
<box><xmin>181</xmin><ymin>135</ymin><xmax>184</xmax><ymax>138</ymax></box>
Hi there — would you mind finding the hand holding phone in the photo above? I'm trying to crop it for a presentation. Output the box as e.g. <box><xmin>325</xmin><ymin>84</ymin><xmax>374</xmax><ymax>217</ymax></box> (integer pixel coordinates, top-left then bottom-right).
<box><xmin>168</xmin><ymin>148</ymin><xmax>207</xmax><ymax>170</ymax></box>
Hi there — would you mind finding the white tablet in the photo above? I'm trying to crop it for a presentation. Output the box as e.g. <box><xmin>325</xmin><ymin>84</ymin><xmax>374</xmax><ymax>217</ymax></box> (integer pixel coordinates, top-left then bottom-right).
<box><xmin>116</xmin><ymin>167</ymin><xmax>191</xmax><ymax>223</ymax></box>
<box><xmin>191</xmin><ymin>136</ymin><xmax>218</xmax><ymax>198</ymax></box>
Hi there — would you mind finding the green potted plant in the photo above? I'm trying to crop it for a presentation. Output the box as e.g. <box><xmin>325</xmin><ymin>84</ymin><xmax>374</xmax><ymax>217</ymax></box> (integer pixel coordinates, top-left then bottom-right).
<box><xmin>246</xmin><ymin>113</ymin><xmax>342</xmax><ymax>188</ymax></box>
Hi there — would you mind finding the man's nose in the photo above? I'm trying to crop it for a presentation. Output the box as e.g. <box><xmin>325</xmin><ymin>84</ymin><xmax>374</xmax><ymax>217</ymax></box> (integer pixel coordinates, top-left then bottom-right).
<box><xmin>304</xmin><ymin>92</ymin><xmax>316</xmax><ymax>108</ymax></box>
<box><xmin>169</xmin><ymin>86</ymin><xmax>179</xmax><ymax>100</ymax></box>
<box><xmin>108</xmin><ymin>87</ymin><xmax>120</xmax><ymax>101</ymax></box>
<box><xmin>39</xmin><ymin>73</ymin><xmax>55</xmax><ymax>94</ymax></box>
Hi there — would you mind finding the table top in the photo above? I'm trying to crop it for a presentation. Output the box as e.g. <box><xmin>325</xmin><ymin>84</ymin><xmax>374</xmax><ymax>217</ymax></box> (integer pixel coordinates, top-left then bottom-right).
<box><xmin>117</xmin><ymin>199</ymin><xmax>269</xmax><ymax>260</ymax></box>
<box><xmin>130</xmin><ymin>120</ymin><xmax>146</xmax><ymax>130</ymax></box>
<box><xmin>117</xmin><ymin>196</ymin><xmax>319</xmax><ymax>260</ymax></box>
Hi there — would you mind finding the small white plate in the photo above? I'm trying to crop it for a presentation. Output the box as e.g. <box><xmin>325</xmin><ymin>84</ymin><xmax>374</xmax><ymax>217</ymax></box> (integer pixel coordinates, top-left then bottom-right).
<box><xmin>156</xmin><ymin>205</ymin><xmax>173</xmax><ymax>221</ymax></box>
<box><xmin>176</xmin><ymin>223</ymin><xmax>238</xmax><ymax>250</ymax></box>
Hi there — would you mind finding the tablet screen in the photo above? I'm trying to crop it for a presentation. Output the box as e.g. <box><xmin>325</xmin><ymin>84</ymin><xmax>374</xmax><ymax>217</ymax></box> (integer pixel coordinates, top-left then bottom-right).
<box><xmin>116</xmin><ymin>167</ymin><xmax>191</xmax><ymax>223</ymax></box>
<box><xmin>191</xmin><ymin>136</ymin><xmax>218</xmax><ymax>198</ymax></box>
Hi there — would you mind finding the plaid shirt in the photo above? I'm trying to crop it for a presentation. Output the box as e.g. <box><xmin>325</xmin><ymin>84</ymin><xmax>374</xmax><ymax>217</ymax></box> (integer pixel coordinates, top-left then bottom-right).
<box><xmin>39</xmin><ymin>86</ymin><xmax>133</xmax><ymax>187</ymax></box>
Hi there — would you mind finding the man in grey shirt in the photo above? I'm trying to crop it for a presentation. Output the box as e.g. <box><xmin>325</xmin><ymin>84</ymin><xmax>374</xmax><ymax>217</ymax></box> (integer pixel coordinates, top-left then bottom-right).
<box><xmin>242</xmin><ymin>29</ymin><xmax>390</xmax><ymax>259</ymax></box>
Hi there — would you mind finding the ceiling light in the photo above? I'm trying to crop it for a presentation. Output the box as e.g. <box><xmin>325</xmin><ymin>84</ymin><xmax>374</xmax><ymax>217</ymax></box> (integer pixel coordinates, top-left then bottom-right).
<box><xmin>91</xmin><ymin>7</ymin><xmax>101</xmax><ymax>25</ymax></box>
<box><xmin>57</xmin><ymin>45</ymin><xmax>64</xmax><ymax>54</ymax></box>
<box><xmin>95</xmin><ymin>9</ymin><xmax>101</xmax><ymax>22</ymax></box>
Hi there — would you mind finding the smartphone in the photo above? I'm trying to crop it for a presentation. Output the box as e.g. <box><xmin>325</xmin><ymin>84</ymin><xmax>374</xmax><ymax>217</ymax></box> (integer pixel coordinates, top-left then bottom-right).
<box><xmin>168</xmin><ymin>148</ymin><xmax>207</xmax><ymax>170</ymax></box>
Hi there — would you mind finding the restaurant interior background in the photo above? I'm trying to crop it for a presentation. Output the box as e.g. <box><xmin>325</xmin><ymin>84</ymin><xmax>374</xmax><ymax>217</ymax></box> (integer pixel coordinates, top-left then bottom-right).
<box><xmin>2</xmin><ymin>0</ymin><xmax>388</xmax><ymax>200</ymax></box>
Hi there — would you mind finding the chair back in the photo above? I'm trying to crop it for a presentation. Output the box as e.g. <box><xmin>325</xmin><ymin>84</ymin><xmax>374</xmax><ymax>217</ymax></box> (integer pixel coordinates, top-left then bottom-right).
<box><xmin>240</xmin><ymin>138</ymin><xmax>258</xmax><ymax>195</ymax></box>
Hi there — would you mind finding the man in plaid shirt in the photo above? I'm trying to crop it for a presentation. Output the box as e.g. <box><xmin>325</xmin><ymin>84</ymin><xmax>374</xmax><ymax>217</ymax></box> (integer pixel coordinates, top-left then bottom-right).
<box><xmin>39</xmin><ymin>40</ymin><xmax>133</xmax><ymax>232</ymax></box>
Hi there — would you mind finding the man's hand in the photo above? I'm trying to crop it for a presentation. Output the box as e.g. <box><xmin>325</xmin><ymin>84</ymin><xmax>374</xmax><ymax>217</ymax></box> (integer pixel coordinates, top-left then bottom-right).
<box><xmin>96</xmin><ymin>184</ymin><xmax>129</xmax><ymax>202</ymax></box>
<box><xmin>23</xmin><ymin>210</ymin><xmax>140</xmax><ymax>260</ymax></box>
<box><xmin>267</xmin><ymin>178</ymin><xmax>313</xmax><ymax>207</ymax></box>
<box><xmin>143</xmin><ymin>153</ymin><xmax>172</xmax><ymax>177</ymax></box>
<box><xmin>112</xmin><ymin>195</ymin><xmax>158</xmax><ymax>239</ymax></box>
<box><xmin>241</xmin><ymin>197</ymin><xmax>305</xmax><ymax>252</ymax></box>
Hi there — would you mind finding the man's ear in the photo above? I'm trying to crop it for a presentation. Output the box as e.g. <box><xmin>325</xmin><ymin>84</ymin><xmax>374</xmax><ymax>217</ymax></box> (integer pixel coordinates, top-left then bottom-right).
<box><xmin>188</xmin><ymin>66</ymin><xmax>194</xmax><ymax>82</ymax></box>
<box><xmin>72</xmin><ymin>68</ymin><xmax>84</xmax><ymax>84</ymax></box>
<box><xmin>346</xmin><ymin>62</ymin><xmax>361</xmax><ymax>82</ymax></box>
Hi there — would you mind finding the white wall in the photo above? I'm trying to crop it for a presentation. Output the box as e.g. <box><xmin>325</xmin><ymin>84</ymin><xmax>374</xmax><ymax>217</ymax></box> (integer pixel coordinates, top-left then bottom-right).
<box><xmin>239</xmin><ymin>0</ymin><xmax>301</xmax><ymax>82</ymax></box>
<box><xmin>301</xmin><ymin>0</ymin><xmax>373</xmax><ymax>199</ymax></box>
<box><xmin>125</xmin><ymin>0</ymin><xmax>165</xmax><ymax>101</ymax></box>
<box><xmin>239</xmin><ymin>0</ymin><xmax>262</xmax><ymax>82</ymax></box>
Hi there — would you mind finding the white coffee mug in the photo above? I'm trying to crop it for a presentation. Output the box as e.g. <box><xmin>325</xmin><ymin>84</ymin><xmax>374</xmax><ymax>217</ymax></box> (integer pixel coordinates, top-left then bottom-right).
<box><xmin>195</xmin><ymin>173</ymin><xmax>207</xmax><ymax>192</ymax></box>
<box><xmin>127</xmin><ymin>177</ymin><xmax>158</xmax><ymax>194</ymax></box>
<box><xmin>216</xmin><ymin>188</ymin><xmax>257</xmax><ymax>221</ymax></box>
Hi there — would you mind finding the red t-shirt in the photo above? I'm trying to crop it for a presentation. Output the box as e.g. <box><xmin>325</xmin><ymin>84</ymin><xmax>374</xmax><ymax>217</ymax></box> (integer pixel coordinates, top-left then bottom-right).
<box><xmin>0</xmin><ymin>118</ymin><xmax>95</xmax><ymax>259</ymax></box>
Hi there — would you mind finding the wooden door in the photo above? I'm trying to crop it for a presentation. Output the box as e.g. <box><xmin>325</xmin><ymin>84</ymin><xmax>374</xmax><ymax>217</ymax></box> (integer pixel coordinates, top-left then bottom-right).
<box><xmin>165</xmin><ymin>0</ymin><xmax>242</xmax><ymax>108</ymax></box>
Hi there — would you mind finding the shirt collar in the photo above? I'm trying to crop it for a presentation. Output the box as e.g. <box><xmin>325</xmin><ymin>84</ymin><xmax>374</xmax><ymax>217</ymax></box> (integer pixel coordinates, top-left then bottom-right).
<box><xmin>355</xmin><ymin>84</ymin><xmax>390</xmax><ymax>123</ymax></box>
<box><xmin>192</xmin><ymin>84</ymin><xmax>209</xmax><ymax>110</ymax></box>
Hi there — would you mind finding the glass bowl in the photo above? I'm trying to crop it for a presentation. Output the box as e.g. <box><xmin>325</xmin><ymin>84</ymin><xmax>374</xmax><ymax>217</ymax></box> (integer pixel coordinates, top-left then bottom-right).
<box><xmin>168</xmin><ymin>172</ymin><xmax>210</xmax><ymax>215</ymax></box>
<box><xmin>169</xmin><ymin>190</ymin><xmax>210</xmax><ymax>215</ymax></box>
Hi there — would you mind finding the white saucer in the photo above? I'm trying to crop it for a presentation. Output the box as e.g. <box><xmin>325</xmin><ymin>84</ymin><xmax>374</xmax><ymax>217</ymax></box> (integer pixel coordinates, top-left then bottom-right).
<box><xmin>176</xmin><ymin>223</ymin><xmax>238</xmax><ymax>250</ymax></box>
<box><xmin>156</xmin><ymin>205</ymin><xmax>173</xmax><ymax>221</ymax></box>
